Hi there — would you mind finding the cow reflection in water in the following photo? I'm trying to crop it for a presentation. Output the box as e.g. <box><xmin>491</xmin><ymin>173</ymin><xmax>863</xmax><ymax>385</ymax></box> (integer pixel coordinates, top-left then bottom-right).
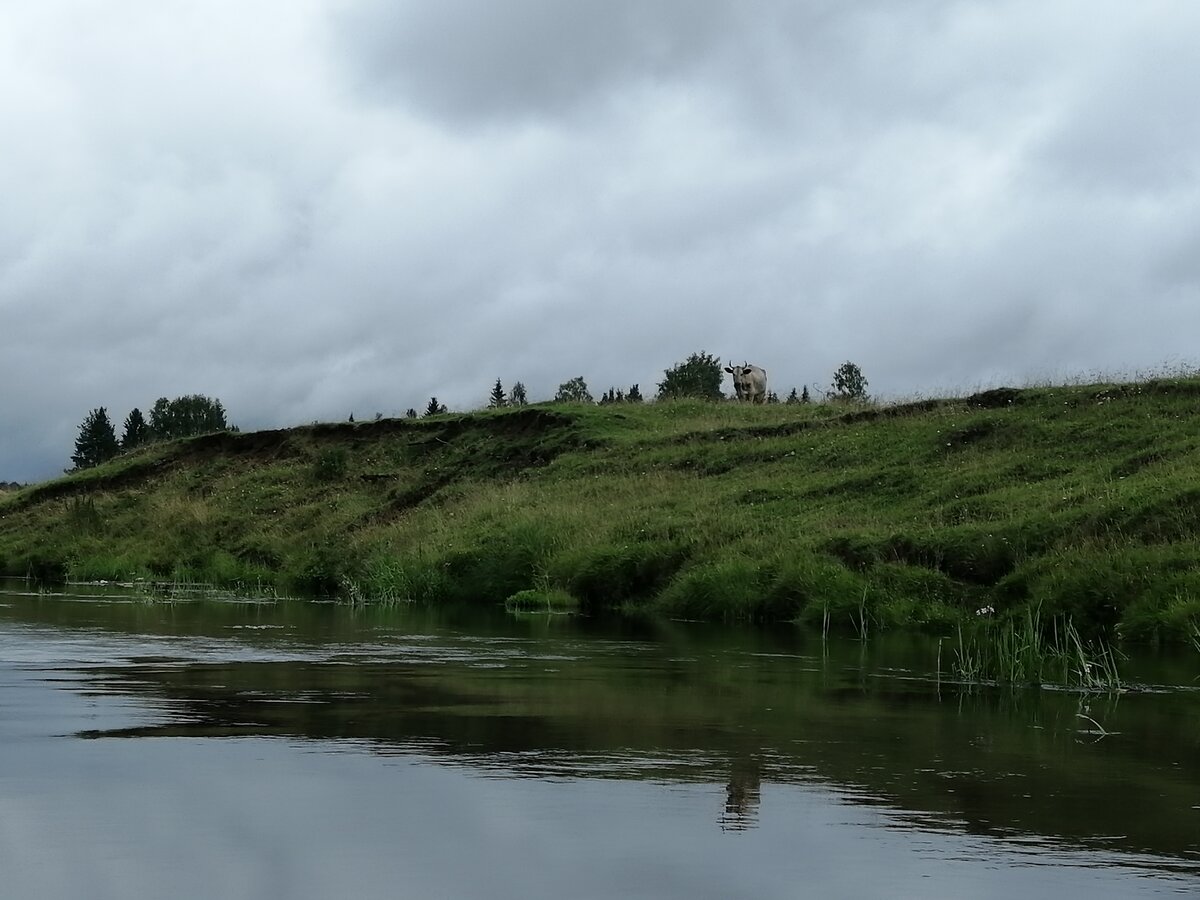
<box><xmin>719</xmin><ymin>756</ymin><xmax>762</xmax><ymax>831</ymax></box>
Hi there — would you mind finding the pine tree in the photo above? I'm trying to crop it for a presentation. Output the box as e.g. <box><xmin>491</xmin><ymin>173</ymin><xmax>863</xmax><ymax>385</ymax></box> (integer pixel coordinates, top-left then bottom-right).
<box><xmin>801</xmin><ymin>385</ymin><xmax>811</xmax><ymax>404</ymax></box>
<box><xmin>488</xmin><ymin>378</ymin><xmax>507</xmax><ymax>408</ymax></box>
<box><xmin>509</xmin><ymin>382</ymin><xmax>528</xmax><ymax>406</ymax></box>
<box><xmin>766</xmin><ymin>390</ymin><xmax>780</xmax><ymax>404</ymax></box>
<box><xmin>405</xmin><ymin>408</ymin><xmax>418</xmax><ymax>419</ymax></box>
<box><xmin>348</xmin><ymin>413</ymin><xmax>355</xmax><ymax>423</ymax></box>
<box><xmin>424</xmin><ymin>397</ymin><xmax>447</xmax><ymax>417</ymax></box>
<box><xmin>71</xmin><ymin>407</ymin><xmax>120</xmax><ymax>470</ymax></box>
<box><xmin>120</xmin><ymin>408</ymin><xmax>150</xmax><ymax>449</ymax></box>
<box><xmin>627</xmin><ymin>384</ymin><xmax>643</xmax><ymax>403</ymax></box>
<box><xmin>785</xmin><ymin>388</ymin><xmax>800</xmax><ymax>405</ymax></box>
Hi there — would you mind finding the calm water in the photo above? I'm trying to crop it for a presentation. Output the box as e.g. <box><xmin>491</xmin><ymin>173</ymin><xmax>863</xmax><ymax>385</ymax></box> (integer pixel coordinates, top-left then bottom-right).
<box><xmin>1</xmin><ymin>579</ymin><xmax>1198</xmax><ymax>899</ymax></box>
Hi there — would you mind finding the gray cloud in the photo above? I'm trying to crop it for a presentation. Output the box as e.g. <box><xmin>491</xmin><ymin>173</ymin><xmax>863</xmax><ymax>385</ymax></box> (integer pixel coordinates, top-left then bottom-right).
<box><xmin>334</xmin><ymin>0</ymin><xmax>741</xmax><ymax>122</ymax></box>
<box><xmin>3</xmin><ymin>1</ymin><xmax>1200</xmax><ymax>482</ymax></box>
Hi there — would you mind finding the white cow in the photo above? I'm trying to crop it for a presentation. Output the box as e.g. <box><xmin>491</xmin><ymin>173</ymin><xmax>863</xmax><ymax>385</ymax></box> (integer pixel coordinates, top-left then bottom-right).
<box><xmin>725</xmin><ymin>362</ymin><xmax>768</xmax><ymax>404</ymax></box>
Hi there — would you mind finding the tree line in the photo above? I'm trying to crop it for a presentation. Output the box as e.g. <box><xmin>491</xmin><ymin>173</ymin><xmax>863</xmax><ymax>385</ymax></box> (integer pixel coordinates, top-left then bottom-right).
<box><xmin>71</xmin><ymin>395</ymin><xmax>231</xmax><ymax>471</ymax></box>
<box><xmin>414</xmin><ymin>354</ymin><xmax>867</xmax><ymax>416</ymax></box>
<box><xmin>67</xmin><ymin>357</ymin><xmax>869</xmax><ymax>472</ymax></box>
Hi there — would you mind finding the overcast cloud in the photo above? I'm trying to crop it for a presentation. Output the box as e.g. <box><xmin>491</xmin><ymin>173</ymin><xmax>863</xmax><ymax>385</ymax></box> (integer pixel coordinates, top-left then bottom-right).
<box><xmin>3</xmin><ymin>1</ymin><xmax>1199</xmax><ymax>482</ymax></box>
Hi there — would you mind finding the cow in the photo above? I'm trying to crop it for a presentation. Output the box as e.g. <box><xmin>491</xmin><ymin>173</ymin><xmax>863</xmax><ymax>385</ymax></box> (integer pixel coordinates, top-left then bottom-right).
<box><xmin>725</xmin><ymin>362</ymin><xmax>768</xmax><ymax>404</ymax></box>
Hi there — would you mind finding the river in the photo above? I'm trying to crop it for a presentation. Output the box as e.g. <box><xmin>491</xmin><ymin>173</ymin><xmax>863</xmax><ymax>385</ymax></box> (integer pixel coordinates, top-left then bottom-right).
<box><xmin>1</xmin><ymin>578</ymin><xmax>1197</xmax><ymax>898</ymax></box>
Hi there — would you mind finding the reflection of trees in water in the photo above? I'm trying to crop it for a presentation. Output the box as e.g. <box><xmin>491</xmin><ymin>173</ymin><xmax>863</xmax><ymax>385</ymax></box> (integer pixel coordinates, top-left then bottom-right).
<box><xmin>720</xmin><ymin>755</ymin><xmax>762</xmax><ymax>831</ymax></box>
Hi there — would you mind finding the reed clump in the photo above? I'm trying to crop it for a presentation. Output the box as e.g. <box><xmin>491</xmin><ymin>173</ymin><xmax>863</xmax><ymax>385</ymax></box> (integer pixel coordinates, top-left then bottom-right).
<box><xmin>952</xmin><ymin>606</ymin><xmax>1123</xmax><ymax>690</ymax></box>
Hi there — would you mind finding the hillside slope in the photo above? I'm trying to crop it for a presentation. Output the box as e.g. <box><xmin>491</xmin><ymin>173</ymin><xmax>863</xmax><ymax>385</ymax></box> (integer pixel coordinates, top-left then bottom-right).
<box><xmin>3</xmin><ymin>380</ymin><xmax>1200</xmax><ymax>639</ymax></box>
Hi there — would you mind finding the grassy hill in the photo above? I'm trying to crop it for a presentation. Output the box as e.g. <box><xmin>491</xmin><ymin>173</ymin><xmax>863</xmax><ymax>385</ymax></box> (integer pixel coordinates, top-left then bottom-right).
<box><xmin>3</xmin><ymin>377</ymin><xmax>1200</xmax><ymax>641</ymax></box>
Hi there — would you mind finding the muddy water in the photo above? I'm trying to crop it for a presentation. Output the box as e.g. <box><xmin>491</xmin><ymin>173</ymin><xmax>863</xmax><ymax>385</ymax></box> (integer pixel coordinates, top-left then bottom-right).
<box><xmin>1</xmin><ymin>579</ymin><xmax>1197</xmax><ymax>899</ymax></box>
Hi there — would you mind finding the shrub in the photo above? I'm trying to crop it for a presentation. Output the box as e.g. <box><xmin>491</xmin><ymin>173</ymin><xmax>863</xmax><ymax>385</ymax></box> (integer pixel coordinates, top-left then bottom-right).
<box><xmin>504</xmin><ymin>587</ymin><xmax>578</xmax><ymax>613</ymax></box>
<box><xmin>312</xmin><ymin>447</ymin><xmax>349</xmax><ymax>482</ymax></box>
<box><xmin>555</xmin><ymin>541</ymin><xmax>691</xmax><ymax>611</ymax></box>
<box><xmin>656</xmin><ymin>351</ymin><xmax>724</xmax><ymax>401</ymax></box>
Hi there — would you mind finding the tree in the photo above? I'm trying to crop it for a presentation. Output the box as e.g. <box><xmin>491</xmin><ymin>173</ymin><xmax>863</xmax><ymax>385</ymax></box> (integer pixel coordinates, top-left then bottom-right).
<box><xmin>71</xmin><ymin>407</ymin><xmax>120</xmax><ymax>470</ymax></box>
<box><xmin>148</xmin><ymin>395</ymin><xmax>229</xmax><ymax>440</ymax></box>
<box><xmin>785</xmin><ymin>388</ymin><xmax>799</xmax><ymax>405</ymax></box>
<box><xmin>831</xmin><ymin>362</ymin><xmax>869</xmax><ymax>402</ymax></box>
<box><xmin>423</xmin><ymin>397</ymin><xmax>447</xmax><ymax>417</ymax></box>
<box><xmin>488</xmin><ymin>378</ymin><xmax>507</xmax><ymax>409</ymax></box>
<box><xmin>627</xmin><ymin>383</ymin><xmax>643</xmax><ymax>403</ymax></box>
<box><xmin>801</xmin><ymin>385</ymin><xmax>811</xmax><ymax>404</ymax></box>
<box><xmin>405</xmin><ymin>408</ymin><xmax>418</xmax><ymax>419</ymax></box>
<box><xmin>555</xmin><ymin>376</ymin><xmax>593</xmax><ymax>404</ymax></box>
<box><xmin>509</xmin><ymin>382</ymin><xmax>528</xmax><ymax>406</ymax></box>
<box><xmin>120</xmin><ymin>408</ymin><xmax>149</xmax><ymax>449</ymax></box>
<box><xmin>766</xmin><ymin>390</ymin><xmax>780</xmax><ymax>404</ymax></box>
<box><xmin>656</xmin><ymin>351</ymin><xmax>723</xmax><ymax>401</ymax></box>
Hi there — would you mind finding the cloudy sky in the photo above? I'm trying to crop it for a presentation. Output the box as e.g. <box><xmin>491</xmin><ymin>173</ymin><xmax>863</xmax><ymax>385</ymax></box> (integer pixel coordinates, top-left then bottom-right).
<box><xmin>4</xmin><ymin>1</ymin><xmax>1199</xmax><ymax>482</ymax></box>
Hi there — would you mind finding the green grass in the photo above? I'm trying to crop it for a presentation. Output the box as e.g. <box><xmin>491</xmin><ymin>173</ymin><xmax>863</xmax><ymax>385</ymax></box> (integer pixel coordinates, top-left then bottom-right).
<box><xmin>4</xmin><ymin>377</ymin><xmax>1200</xmax><ymax>640</ymax></box>
<box><xmin>951</xmin><ymin>606</ymin><xmax>1124</xmax><ymax>689</ymax></box>
<box><xmin>504</xmin><ymin>586</ymin><xmax>579</xmax><ymax>614</ymax></box>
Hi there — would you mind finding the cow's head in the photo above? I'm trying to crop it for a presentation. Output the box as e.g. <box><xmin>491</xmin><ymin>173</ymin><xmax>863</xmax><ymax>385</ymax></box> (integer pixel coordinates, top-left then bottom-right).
<box><xmin>725</xmin><ymin>361</ymin><xmax>749</xmax><ymax>398</ymax></box>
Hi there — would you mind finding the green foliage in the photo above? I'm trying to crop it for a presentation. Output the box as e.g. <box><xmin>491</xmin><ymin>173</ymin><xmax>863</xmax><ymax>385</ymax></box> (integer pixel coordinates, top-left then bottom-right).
<box><xmin>952</xmin><ymin>607</ymin><xmax>1123</xmax><ymax>690</ymax></box>
<box><xmin>284</xmin><ymin>539</ymin><xmax>361</xmax><ymax>596</ymax></box>
<box><xmin>785</xmin><ymin>388</ymin><xmax>800</xmax><ymax>405</ymax></box>
<box><xmin>504</xmin><ymin>587</ymin><xmax>578</xmax><ymax>614</ymax></box>
<box><xmin>66</xmin><ymin>495</ymin><xmax>103</xmax><ymax>534</ymax></box>
<box><xmin>488</xmin><ymin>378</ymin><xmax>507</xmax><ymax>409</ymax></box>
<box><xmin>120</xmin><ymin>408</ymin><xmax>150</xmax><ymax>450</ymax></box>
<box><xmin>149</xmin><ymin>395</ymin><xmax>229</xmax><ymax>440</ymax></box>
<box><xmin>599</xmin><ymin>385</ymin><xmax>646</xmax><ymax>404</ymax></box>
<box><xmin>801</xmin><ymin>385</ymin><xmax>811</xmax><ymax>403</ymax></box>
<box><xmin>656</xmin><ymin>351</ymin><xmax>723</xmax><ymax>401</ymax></box>
<box><xmin>553</xmin><ymin>541</ymin><xmax>691</xmax><ymax>612</ymax></box>
<box><xmin>423</xmin><ymin>397</ymin><xmax>448</xmax><ymax>417</ymax></box>
<box><xmin>439</xmin><ymin>521</ymin><xmax>560</xmax><ymax>603</ymax></box>
<box><xmin>555</xmin><ymin>376</ymin><xmax>593</xmax><ymax>404</ymax></box>
<box><xmin>405</xmin><ymin>408</ymin><xmax>418</xmax><ymax>419</ymax></box>
<box><xmin>72</xmin><ymin>407</ymin><xmax>120</xmax><ymax>470</ymax></box>
<box><xmin>655</xmin><ymin>552</ymin><xmax>867</xmax><ymax>623</ymax></box>
<box><xmin>355</xmin><ymin>554</ymin><xmax>448</xmax><ymax>604</ymax></box>
<box><xmin>312</xmin><ymin>447</ymin><xmax>349</xmax><ymax>482</ymax></box>
<box><xmin>831</xmin><ymin>362</ymin><xmax>869</xmax><ymax>402</ymax></box>
<box><xmin>509</xmin><ymin>382</ymin><xmax>528</xmax><ymax>406</ymax></box>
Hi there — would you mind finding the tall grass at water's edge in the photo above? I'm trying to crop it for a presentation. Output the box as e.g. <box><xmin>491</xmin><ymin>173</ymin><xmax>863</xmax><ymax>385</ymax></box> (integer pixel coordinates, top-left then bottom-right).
<box><xmin>951</xmin><ymin>606</ymin><xmax>1124</xmax><ymax>690</ymax></box>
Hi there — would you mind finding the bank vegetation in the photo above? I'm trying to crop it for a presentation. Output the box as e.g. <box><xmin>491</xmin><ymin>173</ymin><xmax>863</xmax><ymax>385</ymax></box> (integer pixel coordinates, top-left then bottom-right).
<box><xmin>3</xmin><ymin>376</ymin><xmax>1200</xmax><ymax>642</ymax></box>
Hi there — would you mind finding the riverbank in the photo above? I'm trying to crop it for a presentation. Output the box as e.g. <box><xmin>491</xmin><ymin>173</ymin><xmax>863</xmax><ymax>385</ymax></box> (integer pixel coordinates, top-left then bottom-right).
<box><xmin>3</xmin><ymin>377</ymin><xmax>1200</xmax><ymax>640</ymax></box>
